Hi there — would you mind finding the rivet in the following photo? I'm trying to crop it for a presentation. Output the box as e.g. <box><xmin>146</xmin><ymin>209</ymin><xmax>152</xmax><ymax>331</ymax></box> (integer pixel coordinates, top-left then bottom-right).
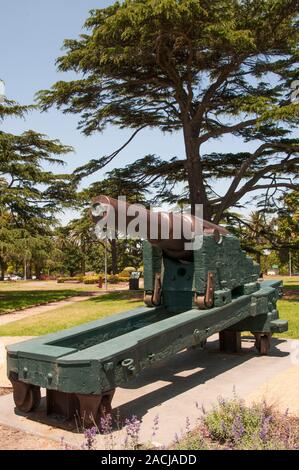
<box><xmin>104</xmin><ymin>362</ymin><xmax>114</xmax><ymax>372</ymax></box>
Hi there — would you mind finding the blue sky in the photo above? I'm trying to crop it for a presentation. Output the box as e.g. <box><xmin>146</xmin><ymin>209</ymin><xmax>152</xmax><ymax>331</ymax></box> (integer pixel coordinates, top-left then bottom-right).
<box><xmin>0</xmin><ymin>0</ymin><xmax>267</xmax><ymax>222</ymax></box>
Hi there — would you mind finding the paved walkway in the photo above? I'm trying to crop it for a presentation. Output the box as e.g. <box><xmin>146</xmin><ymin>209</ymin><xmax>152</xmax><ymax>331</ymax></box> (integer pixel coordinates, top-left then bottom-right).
<box><xmin>0</xmin><ymin>335</ymin><xmax>298</xmax><ymax>449</ymax></box>
<box><xmin>246</xmin><ymin>358</ymin><xmax>299</xmax><ymax>413</ymax></box>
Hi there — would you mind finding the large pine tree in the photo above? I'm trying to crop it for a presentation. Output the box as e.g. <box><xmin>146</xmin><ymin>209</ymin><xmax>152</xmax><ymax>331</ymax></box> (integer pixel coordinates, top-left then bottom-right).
<box><xmin>0</xmin><ymin>99</ymin><xmax>73</xmax><ymax>223</ymax></box>
<box><xmin>37</xmin><ymin>0</ymin><xmax>299</xmax><ymax>220</ymax></box>
<box><xmin>0</xmin><ymin>98</ymin><xmax>73</xmax><ymax>278</ymax></box>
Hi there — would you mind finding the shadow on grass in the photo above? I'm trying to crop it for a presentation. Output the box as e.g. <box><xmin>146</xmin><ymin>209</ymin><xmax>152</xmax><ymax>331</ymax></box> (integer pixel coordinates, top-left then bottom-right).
<box><xmin>0</xmin><ymin>290</ymin><xmax>78</xmax><ymax>314</ymax></box>
<box><xmin>92</xmin><ymin>291</ymin><xmax>143</xmax><ymax>302</ymax></box>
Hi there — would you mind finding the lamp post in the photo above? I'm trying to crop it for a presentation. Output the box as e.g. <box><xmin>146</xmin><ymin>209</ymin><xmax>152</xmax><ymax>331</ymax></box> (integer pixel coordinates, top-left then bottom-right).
<box><xmin>91</xmin><ymin>202</ymin><xmax>109</xmax><ymax>291</ymax></box>
<box><xmin>289</xmin><ymin>249</ymin><xmax>292</xmax><ymax>278</ymax></box>
<box><xmin>104</xmin><ymin>237</ymin><xmax>108</xmax><ymax>291</ymax></box>
<box><xmin>0</xmin><ymin>79</ymin><xmax>5</xmax><ymax>103</ymax></box>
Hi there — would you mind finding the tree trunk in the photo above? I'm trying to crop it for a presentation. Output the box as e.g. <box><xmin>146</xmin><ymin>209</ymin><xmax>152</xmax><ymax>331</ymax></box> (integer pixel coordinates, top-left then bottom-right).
<box><xmin>256</xmin><ymin>251</ymin><xmax>261</xmax><ymax>265</ymax></box>
<box><xmin>81</xmin><ymin>256</ymin><xmax>86</xmax><ymax>275</ymax></box>
<box><xmin>27</xmin><ymin>261</ymin><xmax>32</xmax><ymax>280</ymax></box>
<box><xmin>183</xmin><ymin>123</ymin><xmax>211</xmax><ymax>220</ymax></box>
<box><xmin>35</xmin><ymin>264</ymin><xmax>42</xmax><ymax>280</ymax></box>
<box><xmin>0</xmin><ymin>259</ymin><xmax>6</xmax><ymax>281</ymax></box>
<box><xmin>81</xmin><ymin>241</ymin><xmax>86</xmax><ymax>275</ymax></box>
<box><xmin>110</xmin><ymin>238</ymin><xmax>117</xmax><ymax>274</ymax></box>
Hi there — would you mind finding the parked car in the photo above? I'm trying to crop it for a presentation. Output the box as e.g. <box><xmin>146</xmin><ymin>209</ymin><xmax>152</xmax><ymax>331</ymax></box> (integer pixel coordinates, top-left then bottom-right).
<box><xmin>10</xmin><ymin>275</ymin><xmax>22</xmax><ymax>281</ymax></box>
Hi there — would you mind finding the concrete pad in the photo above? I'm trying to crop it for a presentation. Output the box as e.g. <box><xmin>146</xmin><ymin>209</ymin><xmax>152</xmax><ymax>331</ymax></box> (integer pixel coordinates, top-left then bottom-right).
<box><xmin>0</xmin><ymin>335</ymin><xmax>297</xmax><ymax>449</ymax></box>
<box><xmin>246</xmin><ymin>354</ymin><xmax>299</xmax><ymax>414</ymax></box>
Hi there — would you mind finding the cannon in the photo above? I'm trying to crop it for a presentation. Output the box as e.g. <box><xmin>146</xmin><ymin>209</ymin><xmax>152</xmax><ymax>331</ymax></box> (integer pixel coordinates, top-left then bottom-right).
<box><xmin>6</xmin><ymin>196</ymin><xmax>287</xmax><ymax>425</ymax></box>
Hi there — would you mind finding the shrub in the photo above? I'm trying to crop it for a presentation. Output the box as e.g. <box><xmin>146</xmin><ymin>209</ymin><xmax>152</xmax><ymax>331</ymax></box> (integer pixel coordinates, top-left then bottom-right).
<box><xmin>83</xmin><ymin>275</ymin><xmax>101</xmax><ymax>285</ymax></box>
<box><xmin>107</xmin><ymin>274</ymin><xmax>119</xmax><ymax>284</ymax></box>
<box><xmin>107</xmin><ymin>274</ymin><xmax>129</xmax><ymax>284</ymax></box>
<box><xmin>118</xmin><ymin>270</ymin><xmax>130</xmax><ymax>278</ymax></box>
<box><xmin>123</xmin><ymin>267</ymin><xmax>136</xmax><ymax>273</ymax></box>
<box><xmin>117</xmin><ymin>276</ymin><xmax>130</xmax><ymax>282</ymax></box>
<box><xmin>57</xmin><ymin>276</ymin><xmax>83</xmax><ymax>283</ymax></box>
<box><xmin>200</xmin><ymin>396</ymin><xmax>299</xmax><ymax>450</ymax></box>
<box><xmin>62</xmin><ymin>398</ymin><xmax>299</xmax><ymax>451</ymax></box>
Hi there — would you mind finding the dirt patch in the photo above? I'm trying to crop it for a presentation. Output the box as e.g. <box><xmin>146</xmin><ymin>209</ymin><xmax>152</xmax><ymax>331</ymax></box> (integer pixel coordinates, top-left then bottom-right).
<box><xmin>0</xmin><ymin>423</ymin><xmax>63</xmax><ymax>450</ymax></box>
<box><xmin>283</xmin><ymin>289</ymin><xmax>299</xmax><ymax>300</ymax></box>
<box><xmin>0</xmin><ymin>387</ymin><xmax>12</xmax><ymax>396</ymax></box>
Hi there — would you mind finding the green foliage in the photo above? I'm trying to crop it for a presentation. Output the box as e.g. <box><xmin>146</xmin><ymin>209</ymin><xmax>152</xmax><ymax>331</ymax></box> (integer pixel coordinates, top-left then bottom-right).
<box><xmin>0</xmin><ymin>97</ymin><xmax>76</xmax><ymax>280</ymax></box>
<box><xmin>123</xmin><ymin>266</ymin><xmax>136</xmax><ymax>273</ymax></box>
<box><xmin>276</xmin><ymin>191</ymin><xmax>299</xmax><ymax>272</ymax></box>
<box><xmin>107</xmin><ymin>274</ymin><xmax>120</xmax><ymax>284</ymax></box>
<box><xmin>174</xmin><ymin>396</ymin><xmax>299</xmax><ymax>450</ymax></box>
<box><xmin>56</xmin><ymin>276</ymin><xmax>83</xmax><ymax>283</ymax></box>
<box><xmin>118</xmin><ymin>270</ymin><xmax>131</xmax><ymax>278</ymax></box>
<box><xmin>83</xmin><ymin>275</ymin><xmax>101</xmax><ymax>284</ymax></box>
<box><xmin>118</xmin><ymin>276</ymin><xmax>131</xmax><ymax>282</ymax></box>
<box><xmin>0</xmin><ymin>100</ymin><xmax>74</xmax><ymax>222</ymax></box>
<box><xmin>204</xmin><ymin>396</ymin><xmax>264</xmax><ymax>447</ymax></box>
<box><xmin>225</xmin><ymin>197</ymin><xmax>299</xmax><ymax>272</ymax></box>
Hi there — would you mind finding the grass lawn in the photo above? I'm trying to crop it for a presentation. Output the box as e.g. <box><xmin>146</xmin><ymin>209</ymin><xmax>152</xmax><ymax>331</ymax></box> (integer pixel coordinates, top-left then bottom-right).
<box><xmin>274</xmin><ymin>276</ymin><xmax>299</xmax><ymax>340</ymax></box>
<box><xmin>0</xmin><ymin>279</ymin><xmax>130</xmax><ymax>315</ymax></box>
<box><xmin>0</xmin><ymin>289</ymin><xmax>81</xmax><ymax>315</ymax></box>
<box><xmin>0</xmin><ymin>280</ymin><xmax>102</xmax><ymax>292</ymax></box>
<box><xmin>0</xmin><ymin>291</ymin><xmax>144</xmax><ymax>336</ymax></box>
<box><xmin>276</xmin><ymin>298</ymin><xmax>298</xmax><ymax>339</ymax></box>
<box><xmin>0</xmin><ymin>278</ymin><xmax>297</xmax><ymax>338</ymax></box>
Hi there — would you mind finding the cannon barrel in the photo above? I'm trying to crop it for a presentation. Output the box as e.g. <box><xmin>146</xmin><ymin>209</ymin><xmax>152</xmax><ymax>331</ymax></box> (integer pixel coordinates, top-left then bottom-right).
<box><xmin>91</xmin><ymin>195</ymin><xmax>229</xmax><ymax>260</ymax></box>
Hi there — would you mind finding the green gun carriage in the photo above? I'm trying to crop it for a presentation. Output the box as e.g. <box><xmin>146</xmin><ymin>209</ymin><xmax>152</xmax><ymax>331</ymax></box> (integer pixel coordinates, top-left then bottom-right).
<box><xmin>7</xmin><ymin>196</ymin><xmax>287</xmax><ymax>424</ymax></box>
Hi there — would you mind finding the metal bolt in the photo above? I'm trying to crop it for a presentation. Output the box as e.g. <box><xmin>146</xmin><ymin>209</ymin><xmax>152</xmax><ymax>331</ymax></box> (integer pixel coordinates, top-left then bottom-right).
<box><xmin>47</xmin><ymin>373</ymin><xmax>53</xmax><ymax>384</ymax></box>
<box><xmin>104</xmin><ymin>362</ymin><xmax>114</xmax><ymax>372</ymax></box>
<box><xmin>23</xmin><ymin>367</ymin><xmax>28</xmax><ymax>378</ymax></box>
